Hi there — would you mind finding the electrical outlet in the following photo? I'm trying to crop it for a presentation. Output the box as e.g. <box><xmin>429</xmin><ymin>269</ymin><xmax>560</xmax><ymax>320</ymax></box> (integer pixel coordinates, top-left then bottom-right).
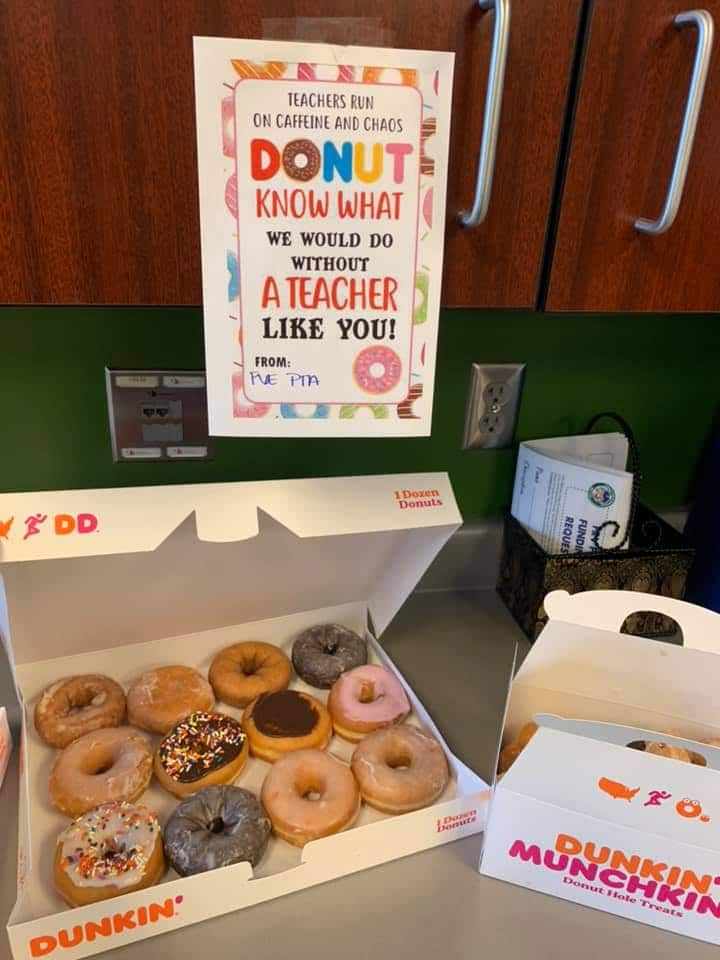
<box><xmin>462</xmin><ymin>363</ymin><xmax>526</xmax><ymax>450</ymax></box>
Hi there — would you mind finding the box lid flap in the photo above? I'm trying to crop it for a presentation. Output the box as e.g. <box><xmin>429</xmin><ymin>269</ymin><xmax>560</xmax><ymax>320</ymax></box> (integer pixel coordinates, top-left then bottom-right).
<box><xmin>0</xmin><ymin>474</ymin><xmax>460</xmax><ymax>663</ymax></box>
<box><xmin>500</xmin><ymin>726</ymin><xmax>720</xmax><ymax>852</ymax></box>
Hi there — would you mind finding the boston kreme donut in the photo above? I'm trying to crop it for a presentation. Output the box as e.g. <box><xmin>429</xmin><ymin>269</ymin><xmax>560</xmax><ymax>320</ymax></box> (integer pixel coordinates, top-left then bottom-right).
<box><xmin>242</xmin><ymin>690</ymin><xmax>332</xmax><ymax>763</ymax></box>
<box><xmin>351</xmin><ymin>725</ymin><xmax>449</xmax><ymax>813</ymax></box>
<box><xmin>261</xmin><ymin>748</ymin><xmax>360</xmax><ymax>846</ymax></box>
<box><xmin>164</xmin><ymin>785</ymin><xmax>270</xmax><ymax>876</ymax></box>
<box><xmin>54</xmin><ymin>802</ymin><xmax>164</xmax><ymax>907</ymax></box>
<box><xmin>291</xmin><ymin>623</ymin><xmax>367</xmax><ymax>689</ymax></box>
<box><xmin>209</xmin><ymin>641</ymin><xmax>292</xmax><ymax>708</ymax></box>
<box><xmin>49</xmin><ymin>727</ymin><xmax>153</xmax><ymax>818</ymax></box>
<box><xmin>35</xmin><ymin>675</ymin><xmax>126</xmax><ymax>748</ymax></box>
<box><xmin>127</xmin><ymin>665</ymin><xmax>214</xmax><ymax>735</ymax></box>
<box><xmin>154</xmin><ymin>711</ymin><xmax>249</xmax><ymax>798</ymax></box>
<box><xmin>328</xmin><ymin>664</ymin><xmax>411</xmax><ymax>743</ymax></box>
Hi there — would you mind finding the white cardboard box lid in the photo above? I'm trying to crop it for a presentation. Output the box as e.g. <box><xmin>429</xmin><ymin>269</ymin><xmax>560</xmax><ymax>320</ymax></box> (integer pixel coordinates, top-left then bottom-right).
<box><xmin>508</xmin><ymin>591</ymin><xmax>720</xmax><ymax>736</ymax></box>
<box><xmin>0</xmin><ymin>473</ymin><xmax>460</xmax><ymax>665</ymax></box>
<box><xmin>497</xmin><ymin>725</ymin><xmax>720</xmax><ymax>853</ymax></box>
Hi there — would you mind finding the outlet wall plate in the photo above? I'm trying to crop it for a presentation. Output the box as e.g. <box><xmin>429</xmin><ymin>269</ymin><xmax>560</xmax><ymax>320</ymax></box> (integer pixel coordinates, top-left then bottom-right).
<box><xmin>462</xmin><ymin>363</ymin><xmax>526</xmax><ymax>450</ymax></box>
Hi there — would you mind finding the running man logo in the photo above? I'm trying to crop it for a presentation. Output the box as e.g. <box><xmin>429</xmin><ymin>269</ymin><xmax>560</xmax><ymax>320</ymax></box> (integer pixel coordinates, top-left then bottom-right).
<box><xmin>28</xmin><ymin>896</ymin><xmax>182</xmax><ymax>956</ymax></box>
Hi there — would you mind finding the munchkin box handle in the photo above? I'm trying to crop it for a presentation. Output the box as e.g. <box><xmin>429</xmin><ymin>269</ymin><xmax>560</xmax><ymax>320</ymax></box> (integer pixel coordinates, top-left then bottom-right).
<box><xmin>545</xmin><ymin>589</ymin><xmax>720</xmax><ymax>654</ymax></box>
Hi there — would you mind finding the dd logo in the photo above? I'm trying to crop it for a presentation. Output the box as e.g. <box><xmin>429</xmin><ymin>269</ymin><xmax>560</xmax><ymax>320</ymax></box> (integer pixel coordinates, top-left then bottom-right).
<box><xmin>54</xmin><ymin>513</ymin><xmax>98</xmax><ymax>535</ymax></box>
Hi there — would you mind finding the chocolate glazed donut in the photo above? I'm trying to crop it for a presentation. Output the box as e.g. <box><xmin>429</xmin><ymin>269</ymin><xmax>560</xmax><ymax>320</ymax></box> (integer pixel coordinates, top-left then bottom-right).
<box><xmin>164</xmin><ymin>785</ymin><xmax>270</xmax><ymax>877</ymax></box>
<box><xmin>292</xmin><ymin>624</ymin><xmax>367</xmax><ymax>689</ymax></box>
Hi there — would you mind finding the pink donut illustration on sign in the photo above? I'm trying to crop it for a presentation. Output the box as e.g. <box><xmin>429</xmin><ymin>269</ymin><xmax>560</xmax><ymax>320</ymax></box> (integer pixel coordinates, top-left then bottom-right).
<box><xmin>352</xmin><ymin>347</ymin><xmax>403</xmax><ymax>395</ymax></box>
<box><xmin>232</xmin><ymin>374</ymin><xmax>271</xmax><ymax>418</ymax></box>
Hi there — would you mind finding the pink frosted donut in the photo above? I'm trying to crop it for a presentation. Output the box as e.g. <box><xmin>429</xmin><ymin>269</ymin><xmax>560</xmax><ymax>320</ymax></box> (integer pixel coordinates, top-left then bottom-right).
<box><xmin>352</xmin><ymin>347</ymin><xmax>402</xmax><ymax>396</ymax></box>
<box><xmin>222</xmin><ymin>96</ymin><xmax>235</xmax><ymax>157</ymax></box>
<box><xmin>351</xmin><ymin>725</ymin><xmax>449</xmax><ymax>813</ymax></box>
<box><xmin>225</xmin><ymin>173</ymin><xmax>238</xmax><ymax>217</ymax></box>
<box><xmin>328</xmin><ymin>664</ymin><xmax>411</xmax><ymax>742</ymax></box>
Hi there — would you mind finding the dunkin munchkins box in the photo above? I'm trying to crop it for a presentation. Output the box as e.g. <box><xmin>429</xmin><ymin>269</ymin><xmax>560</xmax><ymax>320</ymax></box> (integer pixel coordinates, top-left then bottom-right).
<box><xmin>481</xmin><ymin>588</ymin><xmax>720</xmax><ymax>945</ymax></box>
<box><xmin>0</xmin><ymin>475</ymin><xmax>490</xmax><ymax>960</ymax></box>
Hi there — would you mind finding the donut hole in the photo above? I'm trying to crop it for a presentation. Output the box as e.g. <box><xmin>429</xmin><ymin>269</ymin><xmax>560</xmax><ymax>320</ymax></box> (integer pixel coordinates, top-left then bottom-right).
<box><xmin>82</xmin><ymin>748</ymin><xmax>117</xmax><ymax>777</ymax></box>
<box><xmin>65</xmin><ymin>688</ymin><xmax>106</xmax><ymax>715</ymax></box>
<box><xmin>240</xmin><ymin>657</ymin><xmax>259</xmax><ymax>677</ymax></box>
<box><xmin>386</xmin><ymin>752</ymin><xmax>412</xmax><ymax>771</ymax></box>
<box><xmin>358</xmin><ymin>681</ymin><xmax>377</xmax><ymax>704</ymax></box>
<box><xmin>209</xmin><ymin>817</ymin><xmax>225</xmax><ymax>834</ymax></box>
<box><xmin>297</xmin><ymin>775</ymin><xmax>324</xmax><ymax>802</ymax></box>
<box><xmin>302</xmin><ymin>790</ymin><xmax>322</xmax><ymax>802</ymax></box>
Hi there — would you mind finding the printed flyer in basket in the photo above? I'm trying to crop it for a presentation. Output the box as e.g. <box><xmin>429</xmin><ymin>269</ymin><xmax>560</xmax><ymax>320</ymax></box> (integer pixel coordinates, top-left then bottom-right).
<box><xmin>194</xmin><ymin>37</ymin><xmax>454</xmax><ymax>437</ymax></box>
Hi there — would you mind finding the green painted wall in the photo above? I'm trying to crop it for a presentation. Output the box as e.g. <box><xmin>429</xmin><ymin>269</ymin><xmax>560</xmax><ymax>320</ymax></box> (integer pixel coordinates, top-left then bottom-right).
<box><xmin>1</xmin><ymin>308</ymin><xmax>717</xmax><ymax>516</ymax></box>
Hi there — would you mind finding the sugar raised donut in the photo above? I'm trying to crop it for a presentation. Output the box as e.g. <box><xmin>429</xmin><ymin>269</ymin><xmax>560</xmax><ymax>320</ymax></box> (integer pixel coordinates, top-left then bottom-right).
<box><xmin>35</xmin><ymin>675</ymin><xmax>126</xmax><ymax>748</ymax></box>
<box><xmin>242</xmin><ymin>690</ymin><xmax>332</xmax><ymax>763</ymax></box>
<box><xmin>127</xmin><ymin>665</ymin><xmax>214</xmax><ymax>735</ymax></box>
<box><xmin>54</xmin><ymin>802</ymin><xmax>164</xmax><ymax>907</ymax></box>
<box><xmin>261</xmin><ymin>748</ymin><xmax>359</xmax><ymax>846</ymax></box>
<box><xmin>154</xmin><ymin>711</ymin><xmax>249</xmax><ymax>798</ymax></box>
<box><xmin>328</xmin><ymin>664</ymin><xmax>410</xmax><ymax>742</ymax></box>
<box><xmin>210</xmin><ymin>641</ymin><xmax>291</xmax><ymax>708</ymax></box>
<box><xmin>351</xmin><ymin>725</ymin><xmax>449</xmax><ymax>813</ymax></box>
<box><xmin>164</xmin><ymin>785</ymin><xmax>270</xmax><ymax>876</ymax></box>
<box><xmin>291</xmin><ymin>623</ymin><xmax>367</xmax><ymax>689</ymax></box>
<box><xmin>49</xmin><ymin>727</ymin><xmax>153</xmax><ymax>818</ymax></box>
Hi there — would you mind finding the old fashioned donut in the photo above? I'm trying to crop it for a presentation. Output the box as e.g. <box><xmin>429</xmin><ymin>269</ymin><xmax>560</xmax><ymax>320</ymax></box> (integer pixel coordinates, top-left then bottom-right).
<box><xmin>328</xmin><ymin>664</ymin><xmax>410</xmax><ymax>743</ymax></box>
<box><xmin>164</xmin><ymin>785</ymin><xmax>270</xmax><ymax>876</ymax></box>
<box><xmin>154</xmin><ymin>711</ymin><xmax>249</xmax><ymax>798</ymax></box>
<box><xmin>291</xmin><ymin>623</ymin><xmax>367</xmax><ymax>689</ymax></box>
<box><xmin>127</xmin><ymin>665</ymin><xmax>214</xmax><ymax>735</ymax></box>
<box><xmin>242</xmin><ymin>690</ymin><xmax>331</xmax><ymax>763</ymax></box>
<box><xmin>209</xmin><ymin>641</ymin><xmax>291</xmax><ymax>708</ymax></box>
<box><xmin>261</xmin><ymin>748</ymin><xmax>359</xmax><ymax>846</ymax></box>
<box><xmin>282</xmin><ymin>139</ymin><xmax>320</xmax><ymax>182</ymax></box>
<box><xmin>353</xmin><ymin>346</ymin><xmax>402</xmax><ymax>395</ymax></box>
<box><xmin>35</xmin><ymin>675</ymin><xmax>126</xmax><ymax>748</ymax></box>
<box><xmin>54</xmin><ymin>802</ymin><xmax>164</xmax><ymax>907</ymax></box>
<box><xmin>351</xmin><ymin>725</ymin><xmax>449</xmax><ymax>813</ymax></box>
<box><xmin>49</xmin><ymin>727</ymin><xmax>153</xmax><ymax>818</ymax></box>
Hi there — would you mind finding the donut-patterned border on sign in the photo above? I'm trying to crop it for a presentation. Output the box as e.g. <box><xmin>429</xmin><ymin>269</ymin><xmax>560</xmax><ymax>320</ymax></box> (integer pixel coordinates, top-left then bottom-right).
<box><xmin>195</xmin><ymin>38</ymin><xmax>454</xmax><ymax>436</ymax></box>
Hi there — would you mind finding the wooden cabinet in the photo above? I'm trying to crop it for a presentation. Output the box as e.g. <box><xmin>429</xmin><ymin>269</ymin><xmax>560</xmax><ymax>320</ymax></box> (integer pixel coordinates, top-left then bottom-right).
<box><xmin>547</xmin><ymin>0</ymin><xmax>720</xmax><ymax>312</ymax></box>
<box><xmin>0</xmin><ymin>0</ymin><xmax>579</xmax><ymax>307</ymax></box>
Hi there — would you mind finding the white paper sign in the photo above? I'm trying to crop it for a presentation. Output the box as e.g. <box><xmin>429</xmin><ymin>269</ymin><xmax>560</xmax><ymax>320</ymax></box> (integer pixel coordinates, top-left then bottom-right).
<box><xmin>194</xmin><ymin>37</ymin><xmax>454</xmax><ymax>436</ymax></box>
<box><xmin>511</xmin><ymin>433</ymin><xmax>634</xmax><ymax>553</ymax></box>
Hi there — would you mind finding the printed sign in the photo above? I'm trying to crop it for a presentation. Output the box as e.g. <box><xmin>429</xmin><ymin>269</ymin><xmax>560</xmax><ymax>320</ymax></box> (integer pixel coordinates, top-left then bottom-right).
<box><xmin>194</xmin><ymin>38</ymin><xmax>454</xmax><ymax>436</ymax></box>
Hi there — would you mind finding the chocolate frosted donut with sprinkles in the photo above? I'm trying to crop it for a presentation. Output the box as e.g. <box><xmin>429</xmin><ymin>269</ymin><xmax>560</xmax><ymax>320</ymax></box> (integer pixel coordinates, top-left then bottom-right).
<box><xmin>292</xmin><ymin>623</ymin><xmax>367</xmax><ymax>689</ymax></box>
<box><xmin>54</xmin><ymin>802</ymin><xmax>164</xmax><ymax>907</ymax></box>
<box><xmin>154</xmin><ymin>711</ymin><xmax>249</xmax><ymax>798</ymax></box>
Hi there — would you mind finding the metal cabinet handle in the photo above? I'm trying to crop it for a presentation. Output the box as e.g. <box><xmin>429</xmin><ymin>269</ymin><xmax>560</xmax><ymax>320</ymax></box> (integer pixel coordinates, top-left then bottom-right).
<box><xmin>635</xmin><ymin>9</ymin><xmax>714</xmax><ymax>235</ymax></box>
<box><xmin>459</xmin><ymin>0</ymin><xmax>511</xmax><ymax>227</ymax></box>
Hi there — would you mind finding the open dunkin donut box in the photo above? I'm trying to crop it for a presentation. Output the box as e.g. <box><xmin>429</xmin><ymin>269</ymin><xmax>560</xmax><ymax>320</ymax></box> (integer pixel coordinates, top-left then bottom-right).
<box><xmin>0</xmin><ymin>474</ymin><xmax>491</xmax><ymax>960</ymax></box>
<box><xmin>480</xmin><ymin>588</ymin><xmax>720</xmax><ymax>945</ymax></box>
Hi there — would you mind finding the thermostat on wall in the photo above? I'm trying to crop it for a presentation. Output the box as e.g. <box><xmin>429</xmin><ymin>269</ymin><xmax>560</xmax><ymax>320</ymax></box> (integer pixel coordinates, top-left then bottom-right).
<box><xmin>105</xmin><ymin>369</ymin><xmax>212</xmax><ymax>462</ymax></box>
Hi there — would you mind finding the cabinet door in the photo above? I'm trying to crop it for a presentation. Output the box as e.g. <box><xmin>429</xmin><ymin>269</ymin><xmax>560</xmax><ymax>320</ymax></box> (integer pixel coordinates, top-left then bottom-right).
<box><xmin>547</xmin><ymin>0</ymin><xmax>720</xmax><ymax>312</ymax></box>
<box><xmin>0</xmin><ymin>0</ymin><xmax>578</xmax><ymax>306</ymax></box>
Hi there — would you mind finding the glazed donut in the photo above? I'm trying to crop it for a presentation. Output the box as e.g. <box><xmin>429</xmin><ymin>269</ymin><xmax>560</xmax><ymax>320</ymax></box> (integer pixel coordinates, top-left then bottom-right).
<box><xmin>328</xmin><ymin>664</ymin><xmax>411</xmax><ymax>743</ymax></box>
<box><xmin>498</xmin><ymin>721</ymin><xmax>538</xmax><ymax>774</ymax></box>
<box><xmin>351</xmin><ymin>725</ymin><xmax>449</xmax><ymax>813</ymax></box>
<box><xmin>353</xmin><ymin>346</ymin><xmax>403</xmax><ymax>396</ymax></box>
<box><xmin>35</xmin><ymin>675</ymin><xmax>126</xmax><ymax>748</ymax></box>
<box><xmin>291</xmin><ymin>623</ymin><xmax>367</xmax><ymax>689</ymax></box>
<box><xmin>209</xmin><ymin>641</ymin><xmax>291</xmax><ymax>708</ymax></box>
<box><xmin>54</xmin><ymin>802</ymin><xmax>164</xmax><ymax>907</ymax></box>
<box><xmin>154</xmin><ymin>711</ymin><xmax>249</xmax><ymax>798</ymax></box>
<box><xmin>261</xmin><ymin>748</ymin><xmax>359</xmax><ymax>846</ymax></box>
<box><xmin>164</xmin><ymin>785</ymin><xmax>270</xmax><ymax>876</ymax></box>
<box><xmin>242</xmin><ymin>690</ymin><xmax>332</xmax><ymax>763</ymax></box>
<box><xmin>127</xmin><ymin>665</ymin><xmax>214</xmax><ymax>735</ymax></box>
<box><xmin>627</xmin><ymin>739</ymin><xmax>692</xmax><ymax>763</ymax></box>
<box><xmin>49</xmin><ymin>727</ymin><xmax>153</xmax><ymax>818</ymax></box>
